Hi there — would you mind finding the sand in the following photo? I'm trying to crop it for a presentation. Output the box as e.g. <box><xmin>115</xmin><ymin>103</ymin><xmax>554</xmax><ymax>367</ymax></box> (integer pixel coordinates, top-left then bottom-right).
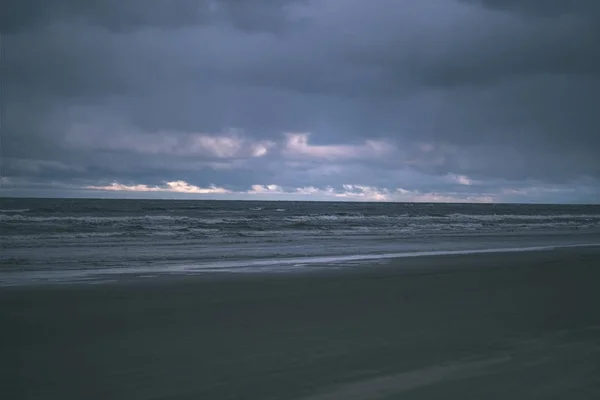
<box><xmin>2</xmin><ymin>247</ymin><xmax>600</xmax><ymax>399</ymax></box>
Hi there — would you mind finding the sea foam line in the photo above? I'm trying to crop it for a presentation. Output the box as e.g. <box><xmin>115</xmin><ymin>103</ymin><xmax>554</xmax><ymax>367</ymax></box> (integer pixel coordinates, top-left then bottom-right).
<box><xmin>178</xmin><ymin>242</ymin><xmax>600</xmax><ymax>272</ymax></box>
<box><xmin>1</xmin><ymin>242</ymin><xmax>598</xmax><ymax>286</ymax></box>
<box><xmin>0</xmin><ymin>209</ymin><xmax>30</xmax><ymax>213</ymax></box>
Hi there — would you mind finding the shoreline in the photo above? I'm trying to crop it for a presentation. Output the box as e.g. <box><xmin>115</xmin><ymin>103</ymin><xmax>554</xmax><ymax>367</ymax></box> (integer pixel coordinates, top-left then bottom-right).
<box><xmin>3</xmin><ymin>247</ymin><xmax>600</xmax><ymax>398</ymax></box>
<box><xmin>2</xmin><ymin>242</ymin><xmax>600</xmax><ymax>288</ymax></box>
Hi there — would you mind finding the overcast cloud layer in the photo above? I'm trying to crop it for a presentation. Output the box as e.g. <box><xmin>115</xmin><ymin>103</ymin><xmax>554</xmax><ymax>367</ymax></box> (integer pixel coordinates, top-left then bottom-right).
<box><xmin>2</xmin><ymin>0</ymin><xmax>600</xmax><ymax>202</ymax></box>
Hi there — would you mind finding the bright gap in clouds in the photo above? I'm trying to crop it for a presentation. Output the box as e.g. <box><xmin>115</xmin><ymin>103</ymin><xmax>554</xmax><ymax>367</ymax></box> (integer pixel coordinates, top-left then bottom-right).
<box><xmin>87</xmin><ymin>181</ymin><xmax>231</xmax><ymax>194</ymax></box>
<box><xmin>85</xmin><ymin>180</ymin><xmax>495</xmax><ymax>203</ymax></box>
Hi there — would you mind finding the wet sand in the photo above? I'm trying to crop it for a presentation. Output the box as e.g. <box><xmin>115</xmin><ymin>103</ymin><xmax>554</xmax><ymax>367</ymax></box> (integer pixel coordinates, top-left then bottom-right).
<box><xmin>2</xmin><ymin>248</ymin><xmax>600</xmax><ymax>399</ymax></box>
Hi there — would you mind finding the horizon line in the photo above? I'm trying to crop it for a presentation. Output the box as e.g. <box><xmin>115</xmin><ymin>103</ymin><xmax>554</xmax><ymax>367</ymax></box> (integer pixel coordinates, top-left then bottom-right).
<box><xmin>1</xmin><ymin>194</ymin><xmax>599</xmax><ymax>207</ymax></box>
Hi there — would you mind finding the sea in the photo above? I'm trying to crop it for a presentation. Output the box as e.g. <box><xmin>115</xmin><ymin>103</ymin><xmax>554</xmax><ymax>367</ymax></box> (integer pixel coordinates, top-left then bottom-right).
<box><xmin>3</xmin><ymin>198</ymin><xmax>600</xmax><ymax>399</ymax></box>
<box><xmin>2</xmin><ymin>198</ymin><xmax>600</xmax><ymax>286</ymax></box>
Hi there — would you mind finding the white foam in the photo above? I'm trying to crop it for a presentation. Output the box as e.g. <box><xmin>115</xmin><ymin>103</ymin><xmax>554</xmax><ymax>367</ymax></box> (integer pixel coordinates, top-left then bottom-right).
<box><xmin>0</xmin><ymin>209</ymin><xmax>30</xmax><ymax>213</ymax></box>
<box><xmin>0</xmin><ymin>214</ymin><xmax>246</xmax><ymax>225</ymax></box>
<box><xmin>447</xmin><ymin>213</ymin><xmax>600</xmax><ymax>221</ymax></box>
<box><xmin>1</xmin><ymin>242</ymin><xmax>598</xmax><ymax>286</ymax></box>
<box><xmin>181</xmin><ymin>242</ymin><xmax>600</xmax><ymax>270</ymax></box>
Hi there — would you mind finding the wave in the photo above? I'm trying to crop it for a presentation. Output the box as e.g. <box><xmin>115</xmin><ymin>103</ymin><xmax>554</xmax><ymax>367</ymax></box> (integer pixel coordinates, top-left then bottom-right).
<box><xmin>446</xmin><ymin>213</ymin><xmax>600</xmax><ymax>221</ymax></box>
<box><xmin>6</xmin><ymin>232</ymin><xmax>129</xmax><ymax>241</ymax></box>
<box><xmin>3</xmin><ymin>243</ymin><xmax>599</xmax><ymax>286</ymax></box>
<box><xmin>2</xmin><ymin>211</ymin><xmax>599</xmax><ymax>241</ymax></box>
<box><xmin>0</xmin><ymin>214</ymin><xmax>247</xmax><ymax>224</ymax></box>
<box><xmin>3</xmin><ymin>210</ymin><xmax>599</xmax><ymax>222</ymax></box>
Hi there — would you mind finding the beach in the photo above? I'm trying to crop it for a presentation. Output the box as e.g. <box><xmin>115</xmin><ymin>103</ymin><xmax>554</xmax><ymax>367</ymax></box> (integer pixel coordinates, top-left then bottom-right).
<box><xmin>3</xmin><ymin>247</ymin><xmax>600</xmax><ymax>399</ymax></box>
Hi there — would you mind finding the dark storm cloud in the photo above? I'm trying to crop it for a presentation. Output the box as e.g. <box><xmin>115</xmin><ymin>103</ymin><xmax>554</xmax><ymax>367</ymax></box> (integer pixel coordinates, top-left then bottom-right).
<box><xmin>2</xmin><ymin>0</ymin><xmax>599</xmax><ymax>202</ymax></box>
<box><xmin>463</xmin><ymin>0</ymin><xmax>600</xmax><ymax>17</ymax></box>
<box><xmin>2</xmin><ymin>0</ymin><xmax>306</xmax><ymax>33</ymax></box>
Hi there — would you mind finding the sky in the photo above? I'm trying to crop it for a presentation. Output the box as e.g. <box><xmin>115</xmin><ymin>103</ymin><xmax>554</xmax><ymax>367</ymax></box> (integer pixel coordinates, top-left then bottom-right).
<box><xmin>2</xmin><ymin>0</ymin><xmax>600</xmax><ymax>203</ymax></box>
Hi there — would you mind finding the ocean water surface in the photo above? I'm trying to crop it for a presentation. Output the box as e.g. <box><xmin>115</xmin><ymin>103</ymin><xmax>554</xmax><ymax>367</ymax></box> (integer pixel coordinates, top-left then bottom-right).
<box><xmin>2</xmin><ymin>198</ymin><xmax>600</xmax><ymax>285</ymax></box>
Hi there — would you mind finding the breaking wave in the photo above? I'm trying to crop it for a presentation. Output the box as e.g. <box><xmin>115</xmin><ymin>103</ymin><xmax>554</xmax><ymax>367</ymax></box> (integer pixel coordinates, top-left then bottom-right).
<box><xmin>0</xmin><ymin>209</ymin><xmax>30</xmax><ymax>214</ymax></box>
<box><xmin>3</xmin><ymin>211</ymin><xmax>600</xmax><ymax>240</ymax></box>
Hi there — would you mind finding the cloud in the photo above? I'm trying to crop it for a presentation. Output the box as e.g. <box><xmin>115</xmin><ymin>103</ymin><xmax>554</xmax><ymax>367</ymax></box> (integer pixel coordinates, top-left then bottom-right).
<box><xmin>338</xmin><ymin>185</ymin><xmax>390</xmax><ymax>201</ymax></box>
<box><xmin>448</xmin><ymin>174</ymin><xmax>474</xmax><ymax>186</ymax></box>
<box><xmin>84</xmin><ymin>180</ymin><xmax>395</xmax><ymax>201</ymax></box>
<box><xmin>64</xmin><ymin>123</ymin><xmax>275</xmax><ymax>159</ymax></box>
<box><xmin>3</xmin><ymin>0</ymin><xmax>307</xmax><ymax>34</ymax></box>
<box><xmin>2</xmin><ymin>0</ymin><xmax>599</xmax><ymax>203</ymax></box>
<box><xmin>86</xmin><ymin>181</ymin><xmax>230</xmax><ymax>194</ymax></box>
<box><xmin>461</xmin><ymin>0</ymin><xmax>600</xmax><ymax>18</ymax></box>
<box><xmin>287</xmin><ymin>185</ymin><xmax>392</xmax><ymax>202</ymax></box>
<box><xmin>247</xmin><ymin>184</ymin><xmax>285</xmax><ymax>195</ymax></box>
<box><xmin>82</xmin><ymin>179</ymin><xmax>496</xmax><ymax>203</ymax></box>
<box><xmin>396</xmin><ymin>191</ymin><xmax>494</xmax><ymax>204</ymax></box>
<box><xmin>283</xmin><ymin>133</ymin><xmax>392</xmax><ymax>161</ymax></box>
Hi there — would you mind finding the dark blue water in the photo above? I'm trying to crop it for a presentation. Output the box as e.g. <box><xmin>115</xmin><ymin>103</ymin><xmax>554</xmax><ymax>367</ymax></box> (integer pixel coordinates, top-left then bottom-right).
<box><xmin>2</xmin><ymin>198</ymin><xmax>600</xmax><ymax>285</ymax></box>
